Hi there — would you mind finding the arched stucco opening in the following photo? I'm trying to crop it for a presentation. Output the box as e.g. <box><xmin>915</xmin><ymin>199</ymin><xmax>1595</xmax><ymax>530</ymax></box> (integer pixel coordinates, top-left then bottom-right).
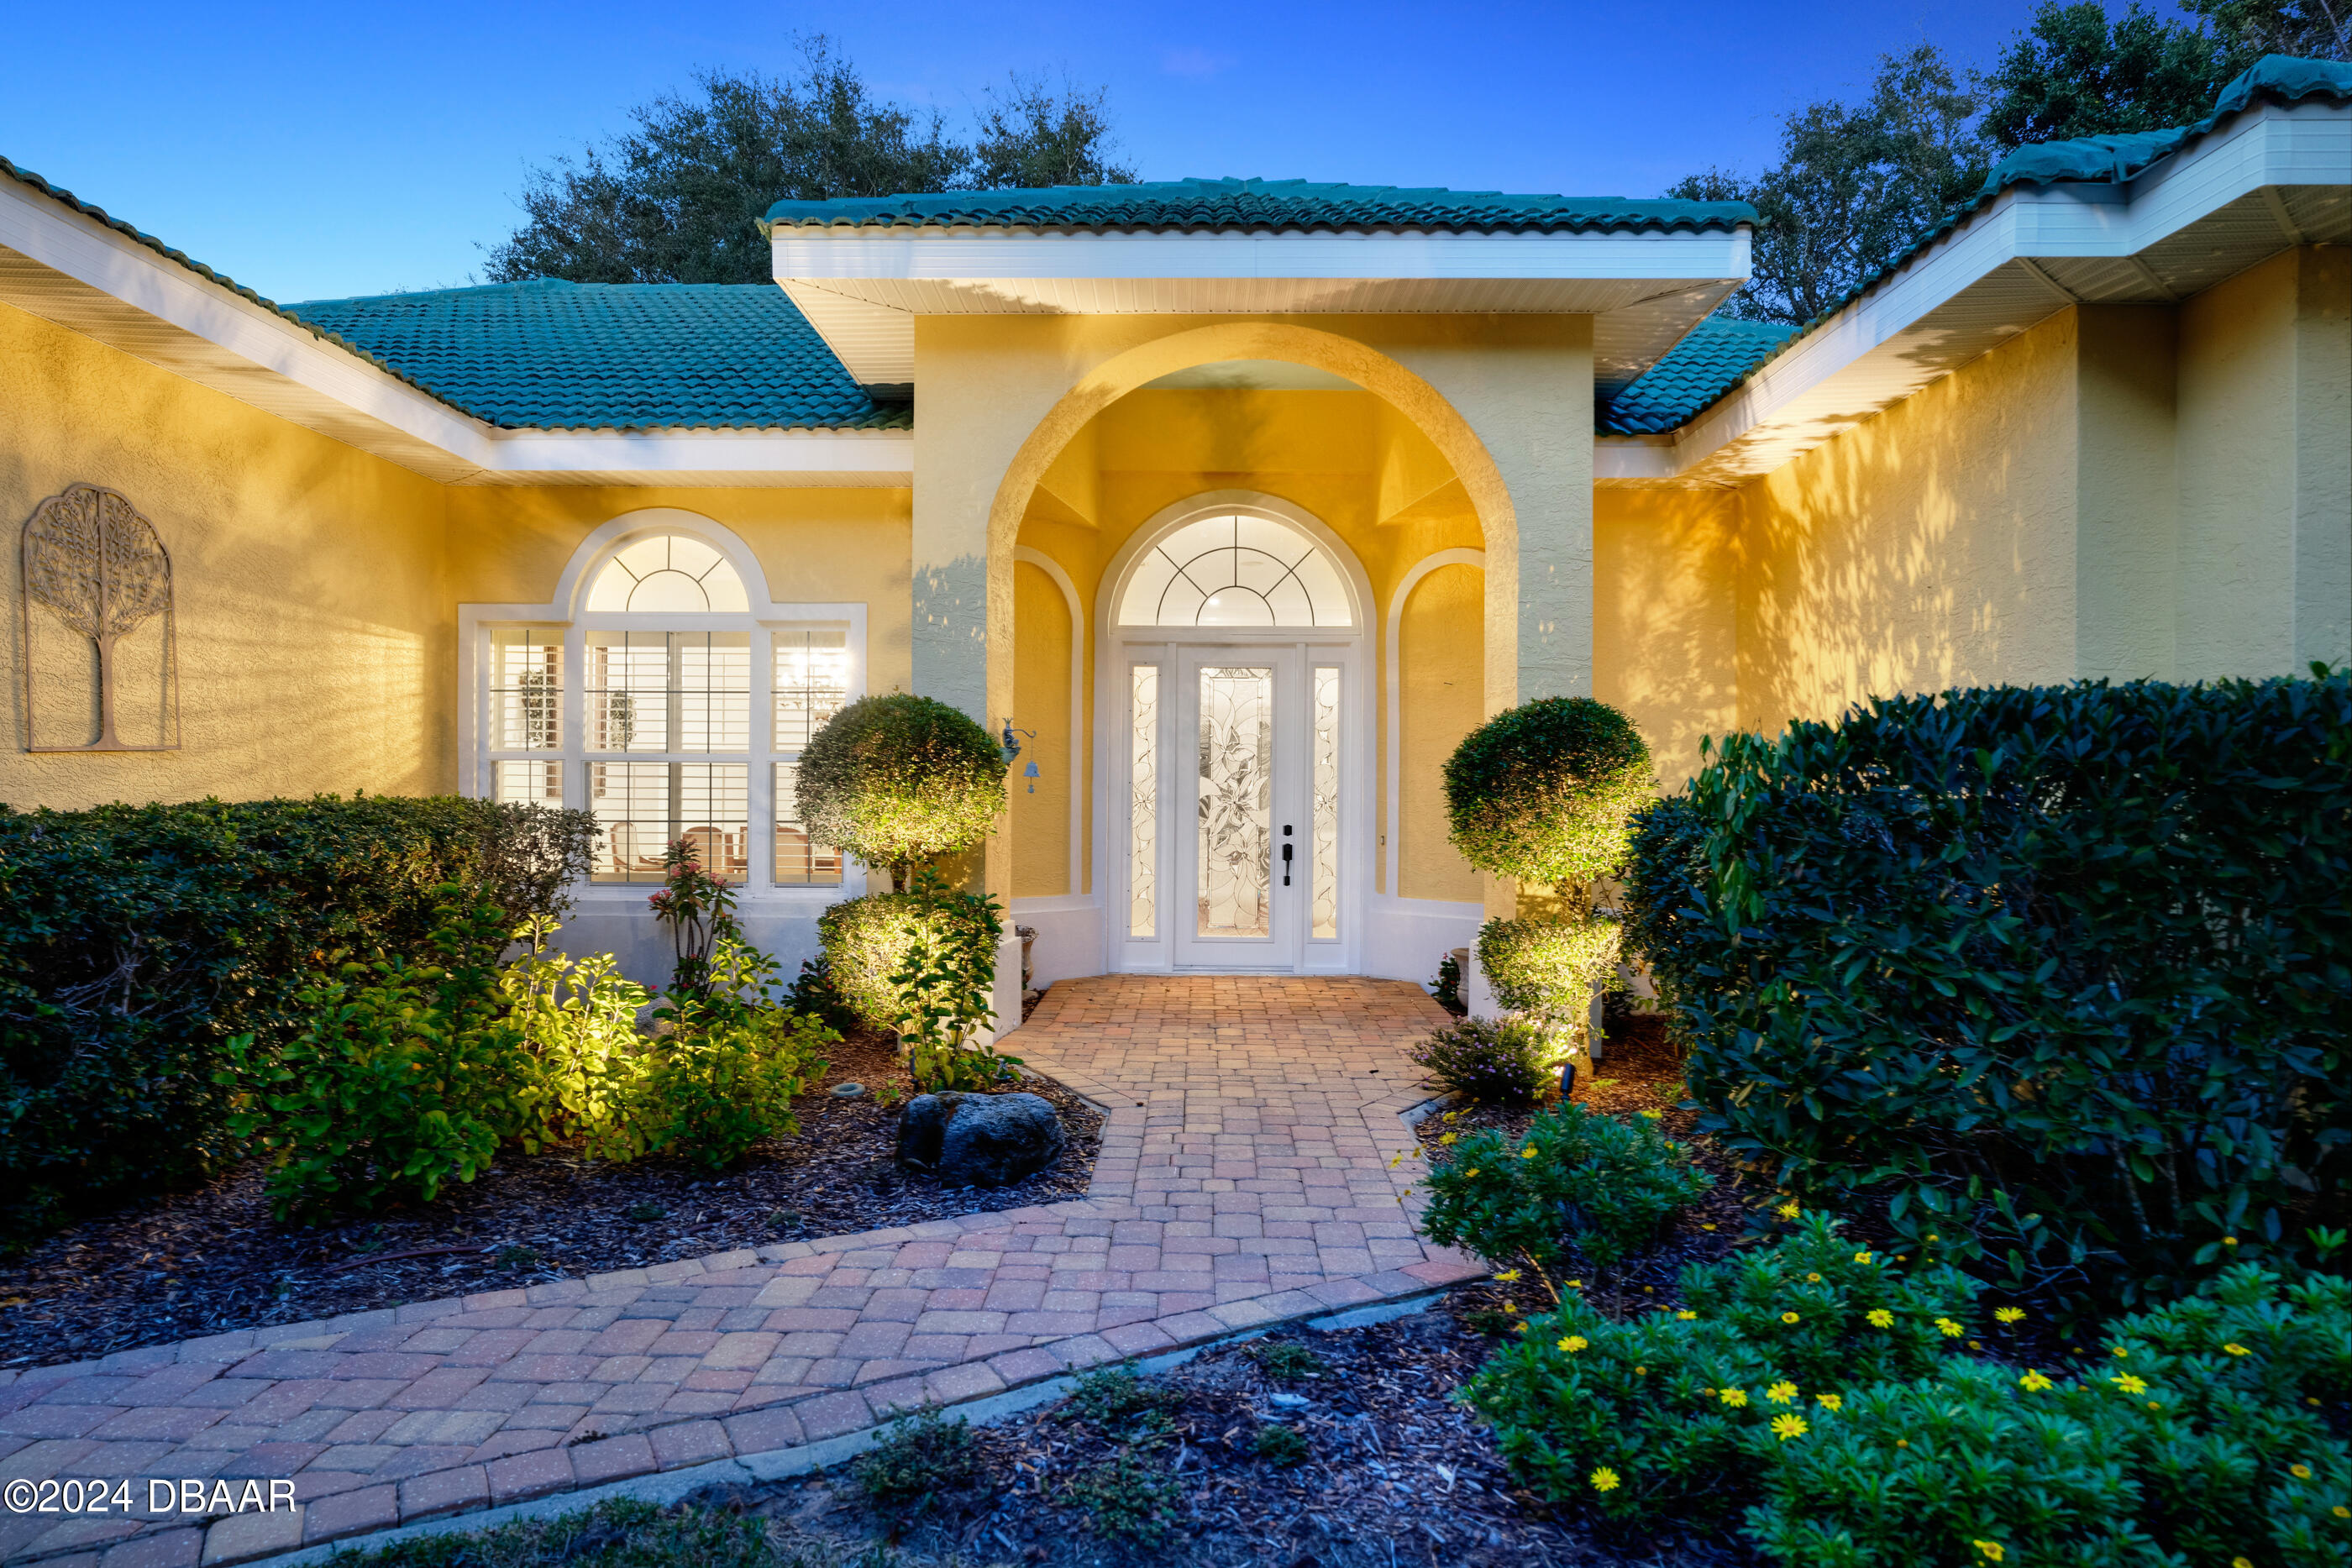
<box><xmin>982</xmin><ymin>323</ymin><xmax>1520</xmax><ymax>735</ymax></box>
<box><xmin>990</xmin><ymin>325</ymin><xmax>1516</xmax><ymax>982</ymax></box>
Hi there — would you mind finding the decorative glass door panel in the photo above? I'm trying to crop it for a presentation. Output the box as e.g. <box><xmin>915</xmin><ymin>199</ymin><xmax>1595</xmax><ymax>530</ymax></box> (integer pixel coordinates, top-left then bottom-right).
<box><xmin>1173</xmin><ymin>646</ymin><xmax>1300</xmax><ymax>968</ymax></box>
<box><xmin>1195</xmin><ymin>666</ymin><xmax>1273</xmax><ymax>939</ymax></box>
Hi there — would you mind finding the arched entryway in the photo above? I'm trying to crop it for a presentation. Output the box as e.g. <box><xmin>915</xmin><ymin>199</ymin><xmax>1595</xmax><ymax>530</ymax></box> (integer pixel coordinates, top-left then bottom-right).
<box><xmin>1096</xmin><ymin>493</ymin><xmax>1374</xmax><ymax>974</ymax></box>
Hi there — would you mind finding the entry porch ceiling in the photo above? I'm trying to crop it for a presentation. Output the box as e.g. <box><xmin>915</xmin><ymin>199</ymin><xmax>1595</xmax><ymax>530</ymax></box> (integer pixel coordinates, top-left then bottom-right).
<box><xmin>771</xmin><ymin>229</ymin><xmax>1752</xmax><ymax>396</ymax></box>
<box><xmin>1597</xmin><ymin>102</ymin><xmax>2350</xmax><ymax>487</ymax></box>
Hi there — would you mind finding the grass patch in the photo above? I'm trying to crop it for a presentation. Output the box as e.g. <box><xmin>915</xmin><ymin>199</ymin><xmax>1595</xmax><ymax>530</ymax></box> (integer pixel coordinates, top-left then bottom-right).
<box><xmin>851</xmin><ymin>1410</ymin><xmax>976</xmax><ymax>1518</ymax></box>
<box><xmin>328</xmin><ymin>1498</ymin><xmax>891</xmax><ymax>1568</ymax></box>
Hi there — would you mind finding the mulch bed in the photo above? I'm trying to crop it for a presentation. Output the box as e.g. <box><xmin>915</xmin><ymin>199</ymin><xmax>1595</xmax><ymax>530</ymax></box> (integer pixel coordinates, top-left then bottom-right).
<box><xmin>0</xmin><ymin>1030</ymin><xmax>1103</xmax><ymax>1372</ymax></box>
<box><xmin>674</xmin><ymin>1294</ymin><xmax>1756</xmax><ymax>1567</ymax></box>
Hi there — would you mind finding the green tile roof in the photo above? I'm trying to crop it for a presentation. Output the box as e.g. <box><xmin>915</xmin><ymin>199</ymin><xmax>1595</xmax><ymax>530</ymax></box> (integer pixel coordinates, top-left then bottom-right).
<box><xmin>1599</xmin><ymin>318</ymin><xmax>1797</xmax><ymax>435</ymax></box>
<box><xmin>1604</xmin><ymin>55</ymin><xmax>2352</xmax><ymax>438</ymax></box>
<box><xmin>766</xmin><ymin>176</ymin><xmax>1756</xmax><ymax>234</ymax></box>
<box><xmin>285</xmin><ymin>280</ymin><xmax>908</xmax><ymax>432</ymax></box>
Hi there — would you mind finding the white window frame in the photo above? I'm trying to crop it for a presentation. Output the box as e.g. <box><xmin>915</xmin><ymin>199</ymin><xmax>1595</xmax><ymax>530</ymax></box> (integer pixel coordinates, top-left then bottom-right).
<box><xmin>458</xmin><ymin>508</ymin><xmax>869</xmax><ymax>913</ymax></box>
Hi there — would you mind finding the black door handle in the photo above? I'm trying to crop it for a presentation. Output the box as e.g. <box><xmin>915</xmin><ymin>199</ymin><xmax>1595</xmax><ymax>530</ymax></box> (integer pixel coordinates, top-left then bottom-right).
<box><xmin>1280</xmin><ymin>825</ymin><xmax>1294</xmax><ymax>886</ymax></box>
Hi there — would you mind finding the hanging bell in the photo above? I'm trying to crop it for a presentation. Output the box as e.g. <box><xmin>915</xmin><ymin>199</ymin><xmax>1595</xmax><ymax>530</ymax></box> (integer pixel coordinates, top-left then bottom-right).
<box><xmin>1023</xmin><ymin>760</ymin><xmax>1041</xmax><ymax>794</ymax></box>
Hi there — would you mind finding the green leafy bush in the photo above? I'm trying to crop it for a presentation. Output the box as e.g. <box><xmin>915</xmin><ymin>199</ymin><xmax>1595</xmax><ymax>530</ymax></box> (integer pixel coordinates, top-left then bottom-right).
<box><xmin>794</xmin><ymin>693</ymin><xmax>1005</xmax><ymax>889</ymax></box>
<box><xmin>504</xmin><ymin>925</ymin><xmax>652</xmax><ymax>1163</ymax></box>
<box><xmin>1408</xmin><ymin>1016</ymin><xmax>1558</xmax><ymax>1104</ymax></box>
<box><xmin>1747</xmin><ymin>1266</ymin><xmax>2352</xmax><ymax>1566</ymax></box>
<box><xmin>1624</xmin><ymin>670</ymin><xmax>2352</xmax><ymax>1309</ymax></box>
<box><xmin>816</xmin><ymin>882</ymin><xmax>1001</xmax><ymax>1035</ymax></box>
<box><xmin>222</xmin><ymin>890</ymin><xmax>533</xmax><ymax>1221</ymax></box>
<box><xmin>1420</xmin><ymin>1102</ymin><xmax>1714</xmax><ymax>1272</ymax></box>
<box><xmin>0</xmin><ymin>794</ymin><xmax>592</xmax><ymax>1244</ymax></box>
<box><xmin>1443</xmin><ymin>695</ymin><xmax>1651</xmax><ymax>890</ymax></box>
<box><xmin>633</xmin><ymin>936</ymin><xmax>832</xmax><ymax>1170</ymax></box>
<box><xmin>1476</xmin><ymin>915</ymin><xmax>1622</xmax><ymax>1040</ymax></box>
<box><xmin>1463</xmin><ymin>1216</ymin><xmax>1981</xmax><ymax>1522</ymax></box>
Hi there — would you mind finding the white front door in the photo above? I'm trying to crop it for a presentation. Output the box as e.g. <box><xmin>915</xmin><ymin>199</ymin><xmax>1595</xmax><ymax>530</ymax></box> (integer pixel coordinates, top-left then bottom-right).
<box><xmin>1174</xmin><ymin>645</ymin><xmax>1302</xmax><ymax>968</ymax></box>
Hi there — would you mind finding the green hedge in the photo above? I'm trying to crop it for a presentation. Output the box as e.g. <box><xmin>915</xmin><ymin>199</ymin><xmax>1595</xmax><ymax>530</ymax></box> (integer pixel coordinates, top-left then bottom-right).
<box><xmin>795</xmin><ymin>694</ymin><xmax>1005</xmax><ymax>889</ymax></box>
<box><xmin>0</xmin><ymin>794</ymin><xmax>595</xmax><ymax>1244</ymax></box>
<box><xmin>1443</xmin><ymin>695</ymin><xmax>1651</xmax><ymax>890</ymax></box>
<box><xmin>1623</xmin><ymin>670</ymin><xmax>2352</xmax><ymax>1309</ymax></box>
<box><xmin>815</xmin><ymin>888</ymin><xmax>1000</xmax><ymax>1035</ymax></box>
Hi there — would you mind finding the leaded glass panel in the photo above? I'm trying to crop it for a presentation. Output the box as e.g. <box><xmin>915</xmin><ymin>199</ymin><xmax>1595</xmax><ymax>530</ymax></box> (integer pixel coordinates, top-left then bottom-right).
<box><xmin>1312</xmin><ymin>666</ymin><xmax>1340</xmax><ymax>941</ymax></box>
<box><xmin>1129</xmin><ymin>665</ymin><xmax>1158</xmax><ymax>939</ymax></box>
<box><xmin>1196</xmin><ymin>665</ymin><xmax>1273</xmax><ymax>938</ymax></box>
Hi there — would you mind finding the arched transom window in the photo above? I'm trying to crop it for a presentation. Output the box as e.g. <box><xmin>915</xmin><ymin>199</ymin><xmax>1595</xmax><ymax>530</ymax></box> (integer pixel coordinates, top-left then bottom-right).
<box><xmin>584</xmin><ymin>532</ymin><xmax>750</xmax><ymax>613</ymax></box>
<box><xmin>480</xmin><ymin>528</ymin><xmax>853</xmax><ymax>892</ymax></box>
<box><xmin>1116</xmin><ymin>514</ymin><xmax>1353</xmax><ymax>628</ymax></box>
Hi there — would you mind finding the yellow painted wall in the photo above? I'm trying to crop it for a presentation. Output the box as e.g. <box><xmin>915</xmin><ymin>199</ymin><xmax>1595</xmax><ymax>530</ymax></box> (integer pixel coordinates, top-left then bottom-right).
<box><xmin>1593</xmin><ymin>487</ymin><xmax>1740</xmax><ymax>784</ymax></box>
<box><xmin>1011</xmin><ymin>559</ymin><xmax>1075</xmax><ymax>897</ymax></box>
<box><xmin>1397</xmin><ymin>562</ymin><xmax>1484</xmax><ymax>901</ymax></box>
<box><xmin>440</xmin><ymin>486</ymin><xmax>913</xmax><ymax>695</ymax></box>
<box><xmin>2177</xmin><ymin>245</ymin><xmax>2352</xmax><ymax>676</ymax></box>
<box><xmin>1732</xmin><ymin>311</ymin><xmax>2083</xmax><ymax>734</ymax></box>
<box><xmin>1</xmin><ymin>297</ymin><xmax>454</xmax><ymax>809</ymax></box>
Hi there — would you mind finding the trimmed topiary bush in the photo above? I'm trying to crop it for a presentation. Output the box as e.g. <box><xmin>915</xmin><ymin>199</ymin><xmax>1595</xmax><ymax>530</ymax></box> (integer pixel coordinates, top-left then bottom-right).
<box><xmin>1624</xmin><ymin>669</ymin><xmax>2352</xmax><ymax>1310</ymax></box>
<box><xmin>815</xmin><ymin>887</ymin><xmax>1000</xmax><ymax>1035</ymax></box>
<box><xmin>1443</xmin><ymin>695</ymin><xmax>1651</xmax><ymax>893</ymax></box>
<box><xmin>1476</xmin><ymin>915</ymin><xmax>1624</xmax><ymax>1027</ymax></box>
<box><xmin>795</xmin><ymin>694</ymin><xmax>1005</xmax><ymax>889</ymax></box>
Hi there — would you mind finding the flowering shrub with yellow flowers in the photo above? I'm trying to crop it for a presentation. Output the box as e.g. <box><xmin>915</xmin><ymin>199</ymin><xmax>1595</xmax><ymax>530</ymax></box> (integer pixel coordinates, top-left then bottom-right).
<box><xmin>1418</xmin><ymin>1101</ymin><xmax>1711</xmax><ymax>1272</ymax></box>
<box><xmin>1463</xmin><ymin>1216</ymin><xmax>1982</xmax><ymax>1520</ymax></box>
<box><xmin>1747</xmin><ymin>1265</ymin><xmax>2352</xmax><ymax>1565</ymax></box>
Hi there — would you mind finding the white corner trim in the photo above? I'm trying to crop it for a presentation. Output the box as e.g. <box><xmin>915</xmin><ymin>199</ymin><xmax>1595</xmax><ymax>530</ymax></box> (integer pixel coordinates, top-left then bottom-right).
<box><xmin>1384</xmin><ymin>549</ymin><xmax>1486</xmax><ymax>898</ymax></box>
<box><xmin>1013</xmin><ymin>545</ymin><xmax>1088</xmax><ymax>896</ymax></box>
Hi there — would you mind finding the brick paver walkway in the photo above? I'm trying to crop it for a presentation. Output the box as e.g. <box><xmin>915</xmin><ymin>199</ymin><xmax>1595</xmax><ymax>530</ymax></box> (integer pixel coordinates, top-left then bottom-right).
<box><xmin>0</xmin><ymin>977</ymin><xmax>1481</xmax><ymax>1566</ymax></box>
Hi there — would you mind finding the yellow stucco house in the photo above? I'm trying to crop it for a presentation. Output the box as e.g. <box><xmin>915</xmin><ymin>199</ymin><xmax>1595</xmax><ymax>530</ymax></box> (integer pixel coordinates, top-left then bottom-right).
<box><xmin>3</xmin><ymin>62</ymin><xmax>2347</xmax><ymax>1005</ymax></box>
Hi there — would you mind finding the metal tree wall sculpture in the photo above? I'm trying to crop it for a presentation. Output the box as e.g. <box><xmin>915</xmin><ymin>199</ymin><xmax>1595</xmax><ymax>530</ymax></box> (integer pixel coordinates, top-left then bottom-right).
<box><xmin>21</xmin><ymin>484</ymin><xmax>179</xmax><ymax>751</ymax></box>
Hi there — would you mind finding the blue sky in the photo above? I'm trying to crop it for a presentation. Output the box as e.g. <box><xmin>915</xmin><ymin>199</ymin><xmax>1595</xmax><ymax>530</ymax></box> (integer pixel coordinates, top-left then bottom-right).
<box><xmin>3</xmin><ymin>0</ymin><xmax>2074</xmax><ymax>304</ymax></box>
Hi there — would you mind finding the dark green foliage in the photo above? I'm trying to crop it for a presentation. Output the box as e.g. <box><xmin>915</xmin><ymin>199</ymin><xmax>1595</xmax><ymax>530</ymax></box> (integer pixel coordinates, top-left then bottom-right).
<box><xmin>815</xmin><ymin>884</ymin><xmax>1000</xmax><ymax>1036</ymax></box>
<box><xmin>1462</xmin><ymin>1216</ymin><xmax>1982</xmax><ymax>1522</ymax></box>
<box><xmin>1429</xmin><ymin>951</ymin><xmax>1463</xmax><ymax>1012</ymax></box>
<box><xmin>785</xmin><ymin>952</ymin><xmax>858</xmax><ymax>1035</ymax></box>
<box><xmin>1672</xmin><ymin>47</ymin><xmax>1992</xmax><ymax>326</ymax></box>
<box><xmin>1442</xmin><ymin>695</ymin><xmax>1651</xmax><ymax>892</ymax></box>
<box><xmin>795</xmin><ymin>694</ymin><xmax>1005</xmax><ymax>889</ymax></box>
<box><xmin>1746</xmin><ymin>1266</ymin><xmax>2352</xmax><ymax>1565</ymax></box>
<box><xmin>1250</xmin><ymin>1340</ymin><xmax>1326</xmax><ymax>1380</ymax></box>
<box><xmin>1407</xmin><ymin>1016</ymin><xmax>1557</xmax><ymax>1104</ymax></box>
<box><xmin>1063</xmin><ymin>1364</ymin><xmax>1179</xmax><ymax>1435</ymax></box>
<box><xmin>890</xmin><ymin>870</ymin><xmax>1019</xmax><ymax>1091</ymax></box>
<box><xmin>221</xmin><ymin>891</ymin><xmax>531</xmax><ymax>1221</ymax></box>
<box><xmin>1420</xmin><ymin>1103</ymin><xmax>1713</xmax><ymax>1272</ymax></box>
<box><xmin>0</xmin><ymin>794</ymin><xmax>593</xmax><ymax>1245</ymax></box>
<box><xmin>486</xmin><ymin>40</ymin><xmax>1133</xmax><ymax>287</ymax></box>
<box><xmin>1624</xmin><ymin>671</ymin><xmax>2352</xmax><ymax>1311</ymax></box>
<box><xmin>853</xmin><ymin>1409</ymin><xmax>977</xmax><ymax>1518</ymax></box>
<box><xmin>1982</xmin><ymin>1</ymin><xmax>2244</xmax><ymax>149</ymax></box>
<box><xmin>1064</xmin><ymin>1453</ymin><xmax>1179</xmax><ymax>1547</ymax></box>
<box><xmin>1252</xmin><ymin>1424</ymin><xmax>1310</xmax><ymax>1466</ymax></box>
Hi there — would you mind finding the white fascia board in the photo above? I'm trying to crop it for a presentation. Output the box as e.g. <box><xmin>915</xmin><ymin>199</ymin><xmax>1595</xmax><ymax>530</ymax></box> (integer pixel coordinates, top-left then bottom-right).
<box><xmin>0</xmin><ymin>176</ymin><xmax>499</xmax><ymax>471</ymax></box>
<box><xmin>1593</xmin><ymin>437</ymin><xmax>1679</xmax><ymax>483</ymax></box>
<box><xmin>1656</xmin><ymin>102</ymin><xmax>2346</xmax><ymax>484</ymax></box>
<box><xmin>0</xmin><ymin>181</ymin><xmax>908</xmax><ymax>486</ymax></box>
<box><xmin>469</xmin><ymin>427</ymin><xmax>912</xmax><ymax>485</ymax></box>
<box><xmin>773</xmin><ymin>227</ymin><xmax>1750</xmax><ymax>284</ymax></box>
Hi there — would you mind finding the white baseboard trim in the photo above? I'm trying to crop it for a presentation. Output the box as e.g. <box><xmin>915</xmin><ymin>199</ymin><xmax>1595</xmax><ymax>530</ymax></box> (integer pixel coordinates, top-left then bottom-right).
<box><xmin>1009</xmin><ymin>895</ymin><xmax>1105</xmax><ymax>989</ymax></box>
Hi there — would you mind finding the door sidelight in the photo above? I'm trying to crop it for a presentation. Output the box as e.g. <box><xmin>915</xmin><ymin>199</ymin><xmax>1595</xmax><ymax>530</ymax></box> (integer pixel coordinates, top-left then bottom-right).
<box><xmin>1281</xmin><ymin>824</ymin><xmax>1294</xmax><ymax>885</ymax></box>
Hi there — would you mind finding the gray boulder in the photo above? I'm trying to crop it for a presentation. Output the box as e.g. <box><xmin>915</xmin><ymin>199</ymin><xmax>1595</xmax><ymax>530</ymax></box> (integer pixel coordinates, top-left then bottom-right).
<box><xmin>896</xmin><ymin>1091</ymin><xmax>1066</xmax><ymax>1188</ymax></box>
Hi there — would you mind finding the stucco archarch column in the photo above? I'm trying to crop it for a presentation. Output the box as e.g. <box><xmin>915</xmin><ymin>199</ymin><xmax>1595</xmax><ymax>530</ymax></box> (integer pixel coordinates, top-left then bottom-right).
<box><xmin>1385</xmin><ymin>315</ymin><xmax>1597</xmax><ymax>943</ymax></box>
